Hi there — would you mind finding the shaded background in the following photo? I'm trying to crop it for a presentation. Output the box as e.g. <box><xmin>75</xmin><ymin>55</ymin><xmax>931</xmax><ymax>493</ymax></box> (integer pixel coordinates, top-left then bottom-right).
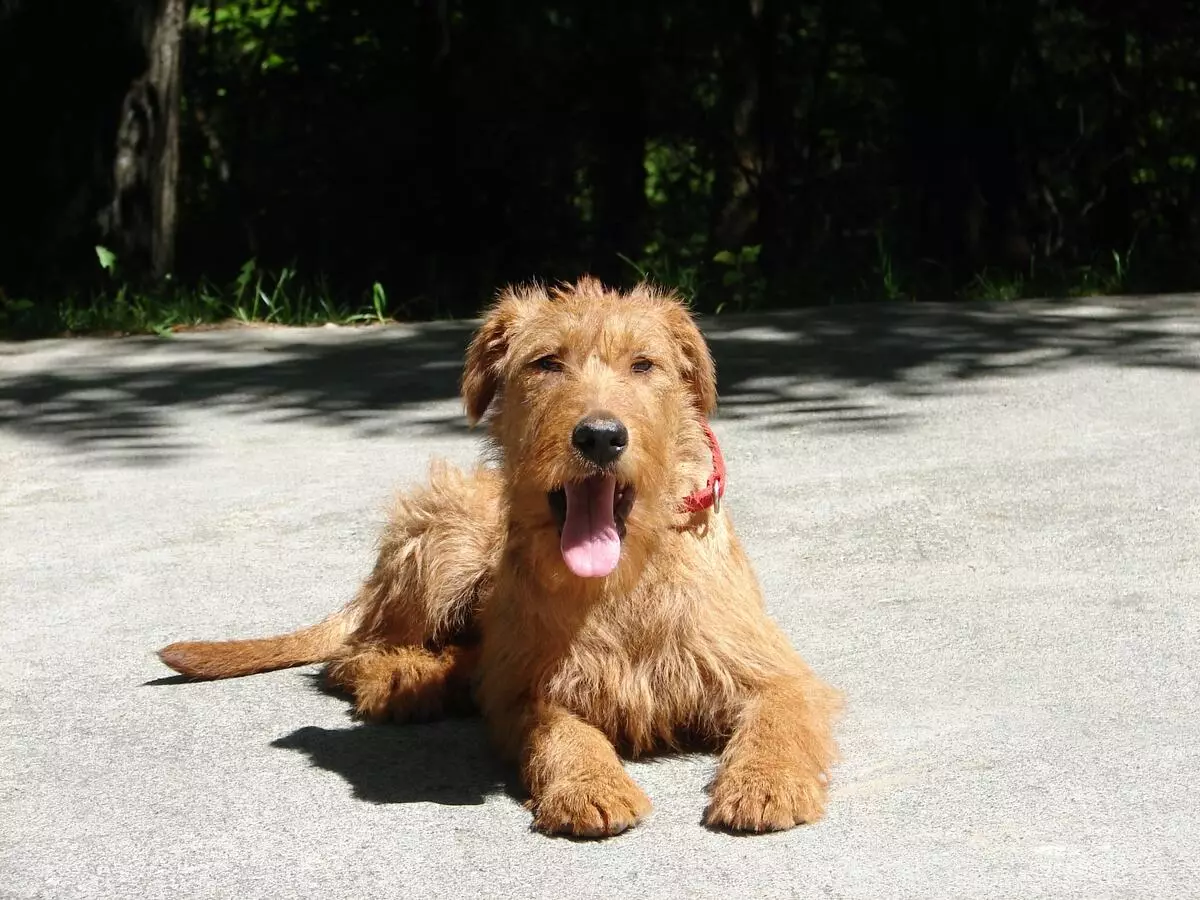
<box><xmin>2</xmin><ymin>0</ymin><xmax>1199</xmax><ymax>322</ymax></box>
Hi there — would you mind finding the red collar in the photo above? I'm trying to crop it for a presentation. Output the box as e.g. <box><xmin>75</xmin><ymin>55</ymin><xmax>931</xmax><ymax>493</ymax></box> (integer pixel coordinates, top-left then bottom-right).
<box><xmin>678</xmin><ymin>422</ymin><xmax>726</xmax><ymax>515</ymax></box>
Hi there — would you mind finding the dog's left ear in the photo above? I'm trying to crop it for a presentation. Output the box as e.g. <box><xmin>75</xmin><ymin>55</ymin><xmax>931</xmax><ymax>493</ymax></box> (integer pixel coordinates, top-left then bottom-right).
<box><xmin>461</xmin><ymin>286</ymin><xmax>538</xmax><ymax>425</ymax></box>
<box><xmin>662</xmin><ymin>297</ymin><xmax>718</xmax><ymax>417</ymax></box>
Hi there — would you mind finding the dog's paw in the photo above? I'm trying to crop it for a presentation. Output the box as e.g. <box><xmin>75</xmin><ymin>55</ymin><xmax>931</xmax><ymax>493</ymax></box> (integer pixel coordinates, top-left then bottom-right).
<box><xmin>531</xmin><ymin>770</ymin><xmax>652</xmax><ymax>839</ymax></box>
<box><xmin>704</xmin><ymin>766</ymin><xmax>826</xmax><ymax>833</ymax></box>
<box><xmin>328</xmin><ymin>652</ymin><xmax>457</xmax><ymax>724</ymax></box>
<box><xmin>344</xmin><ymin>672</ymin><xmax>448</xmax><ymax>724</ymax></box>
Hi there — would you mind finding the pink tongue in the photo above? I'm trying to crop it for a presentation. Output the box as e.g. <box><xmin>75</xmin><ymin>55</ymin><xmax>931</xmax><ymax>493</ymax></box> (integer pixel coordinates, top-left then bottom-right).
<box><xmin>560</xmin><ymin>475</ymin><xmax>621</xmax><ymax>578</ymax></box>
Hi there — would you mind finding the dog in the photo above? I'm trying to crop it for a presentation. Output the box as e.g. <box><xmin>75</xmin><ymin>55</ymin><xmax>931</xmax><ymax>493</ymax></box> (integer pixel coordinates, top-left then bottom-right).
<box><xmin>158</xmin><ymin>276</ymin><xmax>841</xmax><ymax>837</ymax></box>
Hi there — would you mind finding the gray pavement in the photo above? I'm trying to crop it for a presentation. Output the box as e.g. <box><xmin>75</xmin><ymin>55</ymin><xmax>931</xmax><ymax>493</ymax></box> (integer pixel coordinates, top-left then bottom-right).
<box><xmin>1</xmin><ymin>296</ymin><xmax>1198</xmax><ymax>899</ymax></box>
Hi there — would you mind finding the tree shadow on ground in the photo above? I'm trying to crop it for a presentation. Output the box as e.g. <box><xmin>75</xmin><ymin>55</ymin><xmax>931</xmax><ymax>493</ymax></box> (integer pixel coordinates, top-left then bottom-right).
<box><xmin>1</xmin><ymin>297</ymin><xmax>1196</xmax><ymax>464</ymax></box>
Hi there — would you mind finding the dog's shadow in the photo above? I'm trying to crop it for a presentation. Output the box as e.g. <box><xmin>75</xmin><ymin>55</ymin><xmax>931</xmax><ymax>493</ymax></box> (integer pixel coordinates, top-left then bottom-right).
<box><xmin>269</xmin><ymin>677</ymin><xmax>517</xmax><ymax>807</ymax></box>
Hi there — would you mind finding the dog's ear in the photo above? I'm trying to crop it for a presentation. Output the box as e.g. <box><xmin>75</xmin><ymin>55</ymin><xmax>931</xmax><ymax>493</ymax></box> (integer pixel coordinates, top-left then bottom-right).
<box><xmin>662</xmin><ymin>297</ymin><xmax>718</xmax><ymax>417</ymax></box>
<box><xmin>461</xmin><ymin>302</ymin><xmax>510</xmax><ymax>425</ymax></box>
<box><xmin>461</xmin><ymin>286</ymin><xmax>538</xmax><ymax>425</ymax></box>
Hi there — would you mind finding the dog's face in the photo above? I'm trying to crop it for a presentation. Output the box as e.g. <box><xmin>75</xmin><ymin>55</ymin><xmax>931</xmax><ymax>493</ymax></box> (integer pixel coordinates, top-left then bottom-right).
<box><xmin>461</xmin><ymin>277</ymin><xmax>716</xmax><ymax>579</ymax></box>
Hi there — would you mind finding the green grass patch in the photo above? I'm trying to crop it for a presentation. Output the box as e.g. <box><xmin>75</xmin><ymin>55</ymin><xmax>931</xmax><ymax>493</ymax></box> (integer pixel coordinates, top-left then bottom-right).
<box><xmin>1</xmin><ymin>251</ymin><xmax>394</xmax><ymax>338</ymax></box>
<box><xmin>0</xmin><ymin>239</ymin><xmax>1163</xmax><ymax>340</ymax></box>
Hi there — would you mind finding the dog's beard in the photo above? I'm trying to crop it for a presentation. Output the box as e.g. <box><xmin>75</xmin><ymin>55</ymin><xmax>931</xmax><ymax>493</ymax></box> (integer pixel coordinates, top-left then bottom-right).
<box><xmin>548</xmin><ymin>477</ymin><xmax>635</xmax><ymax>578</ymax></box>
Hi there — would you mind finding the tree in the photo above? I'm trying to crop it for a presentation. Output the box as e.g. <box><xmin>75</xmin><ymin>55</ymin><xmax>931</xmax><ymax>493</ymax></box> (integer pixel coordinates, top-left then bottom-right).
<box><xmin>3</xmin><ymin>0</ymin><xmax>1200</xmax><ymax>325</ymax></box>
<box><xmin>0</xmin><ymin>0</ymin><xmax>184</xmax><ymax>291</ymax></box>
<box><xmin>102</xmin><ymin>0</ymin><xmax>186</xmax><ymax>279</ymax></box>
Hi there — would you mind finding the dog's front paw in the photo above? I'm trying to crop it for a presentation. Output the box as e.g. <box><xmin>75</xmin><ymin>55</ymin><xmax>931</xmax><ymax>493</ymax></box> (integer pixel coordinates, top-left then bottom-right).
<box><xmin>704</xmin><ymin>766</ymin><xmax>826</xmax><ymax>833</ymax></box>
<box><xmin>531</xmin><ymin>769</ymin><xmax>652</xmax><ymax>839</ymax></box>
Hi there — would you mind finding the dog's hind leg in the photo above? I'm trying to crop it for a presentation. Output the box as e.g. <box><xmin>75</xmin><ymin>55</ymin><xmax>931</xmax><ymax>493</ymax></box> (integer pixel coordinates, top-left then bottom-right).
<box><xmin>322</xmin><ymin>463</ymin><xmax>501</xmax><ymax>722</ymax></box>
<box><xmin>326</xmin><ymin>643</ymin><xmax>480</xmax><ymax>723</ymax></box>
<box><xmin>346</xmin><ymin>461</ymin><xmax>503</xmax><ymax>648</ymax></box>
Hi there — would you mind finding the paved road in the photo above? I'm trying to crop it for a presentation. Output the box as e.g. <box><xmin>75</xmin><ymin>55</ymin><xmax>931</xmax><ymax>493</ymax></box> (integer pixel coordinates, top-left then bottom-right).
<box><xmin>2</xmin><ymin>296</ymin><xmax>1198</xmax><ymax>899</ymax></box>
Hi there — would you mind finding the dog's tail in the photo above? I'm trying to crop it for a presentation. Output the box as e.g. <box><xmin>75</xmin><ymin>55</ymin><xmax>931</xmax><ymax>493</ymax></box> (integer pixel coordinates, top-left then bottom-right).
<box><xmin>157</xmin><ymin>607</ymin><xmax>355</xmax><ymax>680</ymax></box>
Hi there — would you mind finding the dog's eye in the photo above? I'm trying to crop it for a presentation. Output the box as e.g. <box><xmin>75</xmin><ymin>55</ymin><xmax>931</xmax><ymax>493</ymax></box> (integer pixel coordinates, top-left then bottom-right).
<box><xmin>631</xmin><ymin>358</ymin><xmax>654</xmax><ymax>374</ymax></box>
<box><xmin>534</xmin><ymin>355</ymin><xmax>564</xmax><ymax>373</ymax></box>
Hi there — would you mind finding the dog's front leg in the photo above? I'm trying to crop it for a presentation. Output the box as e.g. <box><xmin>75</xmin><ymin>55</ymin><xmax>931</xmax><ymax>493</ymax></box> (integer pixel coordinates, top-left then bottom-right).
<box><xmin>514</xmin><ymin>700</ymin><xmax>652</xmax><ymax>838</ymax></box>
<box><xmin>704</xmin><ymin>672</ymin><xmax>839</xmax><ymax>833</ymax></box>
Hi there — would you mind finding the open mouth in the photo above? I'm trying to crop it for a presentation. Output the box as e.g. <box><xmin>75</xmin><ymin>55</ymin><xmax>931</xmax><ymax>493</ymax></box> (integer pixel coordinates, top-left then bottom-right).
<box><xmin>548</xmin><ymin>476</ymin><xmax>636</xmax><ymax>579</ymax></box>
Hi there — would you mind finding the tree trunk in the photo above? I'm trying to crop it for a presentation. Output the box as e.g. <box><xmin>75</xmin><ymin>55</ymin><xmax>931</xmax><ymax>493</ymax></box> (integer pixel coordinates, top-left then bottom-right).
<box><xmin>1098</xmin><ymin>21</ymin><xmax>1133</xmax><ymax>257</ymax></box>
<box><xmin>0</xmin><ymin>0</ymin><xmax>142</xmax><ymax>294</ymax></box>
<box><xmin>711</xmin><ymin>3</ymin><xmax>760</xmax><ymax>252</ymax></box>
<box><xmin>587</xmin><ymin>2</ymin><xmax>648</xmax><ymax>285</ymax></box>
<box><xmin>882</xmin><ymin>0</ymin><xmax>1034</xmax><ymax>288</ymax></box>
<box><xmin>754</xmin><ymin>0</ymin><xmax>784</xmax><ymax>277</ymax></box>
<box><xmin>590</xmin><ymin>68</ymin><xmax>647</xmax><ymax>285</ymax></box>
<box><xmin>148</xmin><ymin>0</ymin><xmax>184</xmax><ymax>278</ymax></box>
<box><xmin>104</xmin><ymin>0</ymin><xmax>184</xmax><ymax>280</ymax></box>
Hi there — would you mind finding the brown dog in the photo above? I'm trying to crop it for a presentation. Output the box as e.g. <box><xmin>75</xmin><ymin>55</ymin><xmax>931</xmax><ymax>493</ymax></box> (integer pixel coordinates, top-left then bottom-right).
<box><xmin>159</xmin><ymin>277</ymin><xmax>841</xmax><ymax>837</ymax></box>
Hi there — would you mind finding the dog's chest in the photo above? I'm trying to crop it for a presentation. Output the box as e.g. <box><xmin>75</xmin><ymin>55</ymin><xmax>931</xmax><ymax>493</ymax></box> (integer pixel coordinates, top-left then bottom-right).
<box><xmin>542</xmin><ymin>605</ymin><xmax>725</xmax><ymax>751</ymax></box>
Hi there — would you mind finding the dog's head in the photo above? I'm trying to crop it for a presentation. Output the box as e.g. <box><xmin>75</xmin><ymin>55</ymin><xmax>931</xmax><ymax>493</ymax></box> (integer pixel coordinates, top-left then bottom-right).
<box><xmin>461</xmin><ymin>277</ymin><xmax>717</xmax><ymax>579</ymax></box>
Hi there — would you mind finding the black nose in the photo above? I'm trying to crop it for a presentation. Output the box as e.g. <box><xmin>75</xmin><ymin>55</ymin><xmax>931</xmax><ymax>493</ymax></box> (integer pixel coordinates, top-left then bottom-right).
<box><xmin>572</xmin><ymin>415</ymin><xmax>629</xmax><ymax>466</ymax></box>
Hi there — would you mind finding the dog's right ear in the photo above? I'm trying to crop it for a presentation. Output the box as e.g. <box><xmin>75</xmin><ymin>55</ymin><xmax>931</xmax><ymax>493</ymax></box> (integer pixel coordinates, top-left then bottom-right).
<box><xmin>461</xmin><ymin>287</ymin><xmax>537</xmax><ymax>425</ymax></box>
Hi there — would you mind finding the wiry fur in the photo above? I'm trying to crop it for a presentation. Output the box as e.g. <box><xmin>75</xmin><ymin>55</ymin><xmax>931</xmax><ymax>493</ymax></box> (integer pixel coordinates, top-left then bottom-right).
<box><xmin>158</xmin><ymin>276</ymin><xmax>842</xmax><ymax>837</ymax></box>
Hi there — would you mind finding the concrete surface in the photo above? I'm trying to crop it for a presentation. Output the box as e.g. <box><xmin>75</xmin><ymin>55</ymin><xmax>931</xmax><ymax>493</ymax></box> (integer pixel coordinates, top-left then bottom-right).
<box><xmin>1</xmin><ymin>296</ymin><xmax>1198</xmax><ymax>899</ymax></box>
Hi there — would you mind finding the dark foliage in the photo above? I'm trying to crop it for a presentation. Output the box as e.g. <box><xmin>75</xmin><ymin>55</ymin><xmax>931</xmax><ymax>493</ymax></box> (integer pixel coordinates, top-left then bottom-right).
<box><xmin>2</xmin><ymin>0</ymin><xmax>1199</xmax><ymax>322</ymax></box>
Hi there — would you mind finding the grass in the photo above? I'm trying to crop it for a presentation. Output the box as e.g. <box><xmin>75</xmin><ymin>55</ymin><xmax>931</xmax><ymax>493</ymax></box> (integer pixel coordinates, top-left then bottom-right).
<box><xmin>618</xmin><ymin>243</ymin><xmax>767</xmax><ymax>314</ymax></box>
<box><xmin>874</xmin><ymin>231</ymin><xmax>909</xmax><ymax>302</ymax></box>
<box><xmin>1</xmin><ymin>253</ymin><xmax>394</xmax><ymax>338</ymax></box>
<box><xmin>0</xmin><ymin>239</ymin><xmax>1167</xmax><ymax>339</ymax></box>
<box><xmin>961</xmin><ymin>248</ymin><xmax>1138</xmax><ymax>303</ymax></box>
<box><xmin>862</xmin><ymin>232</ymin><xmax>1144</xmax><ymax>306</ymax></box>
<box><xmin>964</xmin><ymin>268</ymin><xmax>1026</xmax><ymax>302</ymax></box>
<box><xmin>617</xmin><ymin>250</ymin><xmax>702</xmax><ymax>302</ymax></box>
<box><xmin>620</xmin><ymin>233</ymin><xmax>1147</xmax><ymax>313</ymax></box>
